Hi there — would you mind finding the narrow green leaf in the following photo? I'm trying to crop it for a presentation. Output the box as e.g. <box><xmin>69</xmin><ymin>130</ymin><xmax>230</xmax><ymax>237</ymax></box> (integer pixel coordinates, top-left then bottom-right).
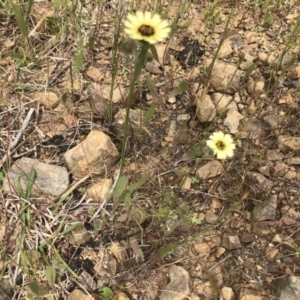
<box><xmin>27</xmin><ymin>0</ymin><xmax>34</xmax><ymax>15</ymax></box>
<box><xmin>128</xmin><ymin>174</ymin><xmax>150</xmax><ymax>193</ymax></box>
<box><xmin>144</xmin><ymin>104</ymin><xmax>156</xmax><ymax>124</ymax></box>
<box><xmin>0</xmin><ymin>170</ymin><xmax>4</xmax><ymax>184</ymax></box>
<box><xmin>114</xmin><ymin>175</ymin><xmax>128</xmax><ymax>197</ymax></box>
<box><xmin>11</xmin><ymin>3</ymin><xmax>28</xmax><ymax>38</ymax></box>
<box><xmin>11</xmin><ymin>52</ymin><xmax>26</xmax><ymax>64</ymax></box>
<box><xmin>88</xmin><ymin>31</ymin><xmax>95</xmax><ymax>50</ymax></box>
<box><xmin>123</xmin><ymin>192</ymin><xmax>132</xmax><ymax>209</ymax></box>
<box><xmin>15</xmin><ymin>177</ymin><xmax>24</xmax><ymax>198</ymax></box>
<box><xmin>246</xmin><ymin>63</ymin><xmax>256</xmax><ymax>76</ymax></box>
<box><xmin>178</xmin><ymin>204</ymin><xmax>189</xmax><ymax>213</ymax></box>
<box><xmin>147</xmin><ymin>76</ymin><xmax>159</xmax><ymax>98</ymax></box>
<box><xmin>179</xmin><ymin>20</ymin><xmax>192</xmax><ymax>29</ymax></box>
<box><xmin>52</xmin><ymin>249</ymin><xmax>79</xmax><ymax>278</ymax></box>
<box><xmin>75</xmin><ymin>38</ymin><xmax>84</xmax><ymax>71</ymax></box>
<box><xmin>149</xmin><ymin>44</ymin><xmax>159</xmax><ymax>62</ymax></box>
<box><xmin>25</xmin><ymin>167</ymin><xmax>36</xmax><ymax>200</ymax></box>
<box><xmin>159</xmin><ymin>243</ymin><xmax>177</xmax><ymax>259</ymax></box>
<box><xmin>28</xmin><ymin>281</ymin><xmax>48</xmax><ymax>296</ymax></box>
<box><xmin>45</xmin><ymin>265</ymin><xmax>56</xmax><ymax>288</ymax></box>
<box><xmin>61</xmin><ymin>222</ymin><xmax>83</xmax><ymax>235</ymax></box>
<box><xmin>170</xmin><ymin>80</ymin><xmax>187</xmax><ymax>97</ymax></box>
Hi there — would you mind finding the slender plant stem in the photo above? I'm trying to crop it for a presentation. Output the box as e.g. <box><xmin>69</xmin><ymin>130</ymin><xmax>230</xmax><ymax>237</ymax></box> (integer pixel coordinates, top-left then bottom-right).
<box><xmin>119</xmin><ymin>41</ymin><xmax>150</xmax><ymax>174</ymax></box>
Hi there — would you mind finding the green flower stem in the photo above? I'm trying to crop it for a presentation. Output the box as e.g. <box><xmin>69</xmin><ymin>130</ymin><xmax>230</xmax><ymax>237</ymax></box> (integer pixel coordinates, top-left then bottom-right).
<box><xmin>119</xmin><ymin>41</ymin><xmax>150</xmax><ymax>174</ymax></box>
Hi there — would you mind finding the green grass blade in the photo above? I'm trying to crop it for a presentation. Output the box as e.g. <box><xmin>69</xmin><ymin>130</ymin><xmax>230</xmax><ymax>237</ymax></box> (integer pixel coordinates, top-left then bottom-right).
<box><xmin>11</xmin><ymin>2</ymin><xmax>28</xmax><ymax>38</ymax></box>
<box><xmin>114</xmin><ymin>175</ymin><xmax>128</xmax><ymax>197</ymax></box>
<box><xmin>128</xmin><ymin>174</ymin><xmax>150</xmax><ymax>193</ymax></box>
<box><xmin>25</xmin><ymin>167</ymin><xmax>36</xmax><ymax>200</ymax></box>
<box><xmin>144</xmin><ymin>104</ymin><xmax>156</xmax><ymax>124</ymax></box>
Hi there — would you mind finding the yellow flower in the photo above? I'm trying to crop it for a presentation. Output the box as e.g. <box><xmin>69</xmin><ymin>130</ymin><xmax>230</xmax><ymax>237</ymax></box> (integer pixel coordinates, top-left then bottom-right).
<box><xmin>124</xmin><ymin>11</ymin><xmax>171</xmax><ymax>44</ymax></box>
<box><xmin>206</xmin><ymin>131</ymin><xmax>235</xmax><ymax>159</ymax></box>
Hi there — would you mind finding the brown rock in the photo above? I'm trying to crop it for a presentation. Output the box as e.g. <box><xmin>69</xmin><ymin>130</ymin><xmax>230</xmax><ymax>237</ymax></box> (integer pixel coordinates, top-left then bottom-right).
<box><xmin>217</xmin><ymin>39</ymin><xmax>233</xmax><ymax>58</ymax></box>
<box><xmin>240</xmin><ymin>232</ymin><xmax>254</xmax><ymax>244</ymax></box>
<box><xmin>222</xmin><ymin>234</ymin><xmax>241</xmax><ymax>250</ymax></box>
<box><xmin>196</xmin><ymin>94</ymin><xmax>216</xmax><ymax>122</ymax></box>
<box><xmin>238</xmin><ymin>119</ymin><xmax>265</xmax><ymax>143</ymax></box>
<box><xmin>247</xmin><ymin>77</ymin><xmax>265</xmax><ymax>99</ymax></box>
<box><xmin>87</xmin><ymin>178</ymin><xmax>113</xmax><ymax>202</ymax></box>
<box><xmin>221</xmin><ymin>287</ymin><xmax>235</xmax><ymax>300</ymax></box>
<box><xmin>159</xmin><ymin>265</ymin><xmax>190</xmax><ymax>300</ymax></box>
<box><xmin>196</xmin><ymin>160</ymin><xmax>224</xmax><ymax>180</ymax></box>
<box><xmin>239</xmin><ymin>288</ymin><xmax>262</xmax><ymax>300</ymax></box>
<box><xmin>205</xmin><ymin>211</ymin><xmax>218</xmax><ymax>224</ymax></box>
<box><xmin>286</xmin><ymin>157</ymin><xmax>300</xmax><ymax>165</ymax></box>
<box><xmin>224</xmin><ymin>109</ymin><xmax>244</xmax><ymax>134</ymax></box>
<box><xmin>287</xmin><ymin>65</ymin><xmax>300</xmax><ymax>79</ymax></box>
<box><xmin>215</xmin><ymin>247</ymin><xmax>226</xmax><ymax>258</ymax></box>
<box><xmin>257</xmin><ymin>206</ymin><xmax>280</xmax><ymax>235</ymax></box>
<box><xmin>283</xmin><ymin>170</ymin><xmax>296</xmax><ymax>180</ymax></box>
<box><xmin>67</xmin><ymin>224</ymin><xmax>91</xmax><ymax>245</ymax></box>
<box><xmin>34</xmin><ymin>91</ymin><xmax>59</xmax><ymax>108</ymax></box>
<box><xmin>278</xmin><ymin>135</ymin><xmax>300</xmax><ymax>151</ymax></box>
<box><xmin>86</xmin><ymin>66</ymin><xmax>104</xmax><ymax>82</ymax></box>
<box><xmin>266</xmin><ymin>150</ymin><xmax>283</xmax><ymax>161</ymax></box>
<box><xmin>278</xmin><ymin>93</ymin><xmax>294</xmax><ymax>105</ymax></box>
<box><xmin>265</xmin><ymin>247</ymin><xmax>279</xmax><ymax>261</ymax></box>
<box><xmin>194</xmin><ymin>243</ymin><xmax>211</xmax><ymax>255</ymax></box>
<box><xmin>210</xmin><ymin>93</ymin><xmax>237</xmax><ymax>113</ymax></box>
<box><xmin>68</xmin><ymin>289</ymin><xmax>93</xmax><ymax>300</ymax></box>
<box><xmin>244</xmin><ymin>172</ymin><xmax>273</xmax><ymax>197</ymax></box>
<box><xmin>113</xmin><ymin>291</ymin><xmax>130</xmax><ymax>300</ymax></box>
<box><xmin>273</xmin><ymin>162</ymin><xmax>288</xmax><ymax>177</ymax></box>
<box><xmin>252</xmin><ymin>222</ymin><xmax>271</xmax><ymax>236</ymax></box>
<box><xmin>64</xmin><ymin>130</ymin><xmax>119</xmax><ymax>178</ymax></box>
<box><xmin>79</xmin><ymin>270</ymin><xmax>97</xmax><ymax>290</ymax></box>
<box><xmin>205</xmin><ymin>59</ymin><xmax>244</xmax><ymax>94</ymax></box>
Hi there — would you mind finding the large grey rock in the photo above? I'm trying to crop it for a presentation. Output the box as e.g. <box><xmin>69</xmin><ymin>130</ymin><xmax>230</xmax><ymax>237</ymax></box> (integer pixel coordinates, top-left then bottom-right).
<box><xmin>275</xmin><ymin>276</ymin><xmax>300</xmax><ymax>300</ymax></box>
<box><xmin>159</xmin><ymin>265</ymin><xmax>190</xmax><ymax>300</ymax></box>
<box><xmin>64</xmin><ymin>130</ymin><xmax>119</xmax><ymax>178</ymax></box>
<box><xmin>3</xmin><ymin>157</ymin><xmax>69</xmax><ymax>199</ymax></box>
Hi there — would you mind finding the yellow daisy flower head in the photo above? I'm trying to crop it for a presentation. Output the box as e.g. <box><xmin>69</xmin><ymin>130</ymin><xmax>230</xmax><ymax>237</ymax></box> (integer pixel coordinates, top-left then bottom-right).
<box><xmin>206</xmin><ymin>131</ymin><xmax>236</xmax><ymax>160</ymax></box>
<box><xmin>124</xmin><ymin>11</ymin><xmax>171</xmax><ymax>44</ymax></box>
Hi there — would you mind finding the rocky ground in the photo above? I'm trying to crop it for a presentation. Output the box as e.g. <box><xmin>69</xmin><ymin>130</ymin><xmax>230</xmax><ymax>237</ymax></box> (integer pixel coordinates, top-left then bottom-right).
<box><xmin>1</xmin><ymin>0</ymin><xmax>300</xmax><ymax>299</ymax></box>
